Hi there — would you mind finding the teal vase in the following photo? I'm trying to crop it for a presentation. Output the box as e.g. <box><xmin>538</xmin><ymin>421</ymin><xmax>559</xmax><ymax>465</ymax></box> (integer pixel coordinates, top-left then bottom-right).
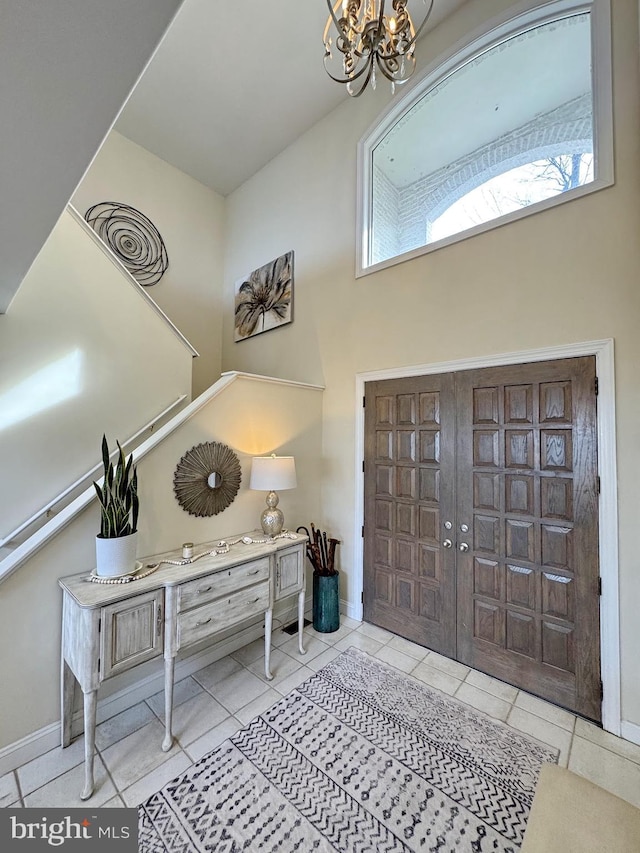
<box><xmin>313</xmin><ymin>572</ymin><xmax>340</xmax><ymax>633</ymax></box>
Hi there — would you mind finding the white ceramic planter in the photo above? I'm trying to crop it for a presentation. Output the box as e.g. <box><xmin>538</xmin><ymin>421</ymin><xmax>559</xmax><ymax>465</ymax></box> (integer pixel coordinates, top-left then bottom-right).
<box><xmin>95</xmin><ymin>532</ymin><xmax>138</xmax><ymax>577</ymax></box>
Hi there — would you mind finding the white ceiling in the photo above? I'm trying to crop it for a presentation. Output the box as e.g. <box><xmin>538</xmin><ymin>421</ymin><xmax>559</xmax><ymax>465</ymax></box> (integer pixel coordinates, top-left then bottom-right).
<box><xmin>116</xmin><ymin>0</ymin><xmax>466</xmax><ymax>197</ymax></box>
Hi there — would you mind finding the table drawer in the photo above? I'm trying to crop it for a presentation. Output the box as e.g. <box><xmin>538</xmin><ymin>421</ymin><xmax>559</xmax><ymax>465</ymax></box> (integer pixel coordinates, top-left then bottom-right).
<box><xmin>177</xmin><ymin>580</ymin><xmax>270</xmax><ymax>648</ymax></box>
<box><xmin>178</xmin><ymin>557</ymin><xmax>270</xmax><ymax>611</ymax></box>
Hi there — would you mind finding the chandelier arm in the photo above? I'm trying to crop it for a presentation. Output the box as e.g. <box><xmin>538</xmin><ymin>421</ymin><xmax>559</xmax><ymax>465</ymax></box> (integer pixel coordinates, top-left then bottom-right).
<box><xmin>323</xmin><ymin>54</ymin><xmax>377</xmax><ymax>86</ymax></box>
<box><xmin>324</xmin><ymin>0</ymin><xmax>346</xmax><ymax>35</ymax></box>
<box><xmin>387</xmin><ymin>0</ymin><xmax>434</xmax><ymax>56</ymax></box>
<box><xmin>348</xmin><ymin>56</ymin><xmax>376</xmax><ymax>97</ymax></box>
<box><xmin>376</xmin><ymin>52</ymin><xmax>416</xmax><ymax>84</ymax></box>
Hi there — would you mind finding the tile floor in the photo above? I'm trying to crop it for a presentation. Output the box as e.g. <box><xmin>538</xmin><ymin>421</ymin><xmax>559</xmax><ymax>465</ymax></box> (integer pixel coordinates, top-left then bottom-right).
<box><xmin>2</xmin><ymin>617</ymin><xmax>640</xmax><ymax>811</ymax></box>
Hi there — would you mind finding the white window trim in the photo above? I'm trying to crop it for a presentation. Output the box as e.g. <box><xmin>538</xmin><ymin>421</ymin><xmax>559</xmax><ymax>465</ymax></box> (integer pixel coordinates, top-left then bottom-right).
<box><xmin>356</xmin><ymin>0</ymin><xmax>613</xmax><ymax>277</ymax></box>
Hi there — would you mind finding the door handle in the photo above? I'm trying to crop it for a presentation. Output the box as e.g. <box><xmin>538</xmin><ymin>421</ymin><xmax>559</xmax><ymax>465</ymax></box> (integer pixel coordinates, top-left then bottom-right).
<box><xmin>459</xmin><ymin>542</ymin><xmax>469</xmax><ymax>552</ymax></box>
<box><xmin>443</xmin><ymin>539</ymin><xmax>453</xmax><ymax>549</ymax></box>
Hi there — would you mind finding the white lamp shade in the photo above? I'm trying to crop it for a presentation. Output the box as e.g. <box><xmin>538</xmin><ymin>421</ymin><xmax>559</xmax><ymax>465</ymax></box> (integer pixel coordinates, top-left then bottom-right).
<box><xmin>249</xmin><ymin>455</ymin><xmax>297</xmax><ymax>491</ymax></box>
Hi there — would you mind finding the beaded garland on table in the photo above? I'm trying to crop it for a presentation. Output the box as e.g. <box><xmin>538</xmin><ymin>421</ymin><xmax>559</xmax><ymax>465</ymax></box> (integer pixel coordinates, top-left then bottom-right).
<box><xmin>85</xmin><ymin>532</ymin><xmax>298</xmax><ymax>584</ymax></box>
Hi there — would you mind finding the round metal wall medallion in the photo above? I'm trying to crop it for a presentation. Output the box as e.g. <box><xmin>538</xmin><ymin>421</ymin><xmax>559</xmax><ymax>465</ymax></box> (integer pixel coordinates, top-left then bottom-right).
<box><xmin>173</xmin><ymin>442</ymin><xmax>242</xmax><ymax>517</ymax></box>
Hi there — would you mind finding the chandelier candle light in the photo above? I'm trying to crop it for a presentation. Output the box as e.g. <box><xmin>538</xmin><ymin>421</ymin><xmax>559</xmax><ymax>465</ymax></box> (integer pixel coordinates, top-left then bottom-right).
<box><xmin>323</xmin><ymin>0</ymin><xmax>434</xmax><ymax>97</ymax></box>
<box><xmin>250</xmin><ymin>454</ymin><xmax>297</xmax><ymax>537</ymax></box>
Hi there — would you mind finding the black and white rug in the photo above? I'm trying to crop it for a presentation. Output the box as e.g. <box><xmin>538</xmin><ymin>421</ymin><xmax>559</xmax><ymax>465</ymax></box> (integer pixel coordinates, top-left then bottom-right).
<box><xmin>139</xmin><ymin>647</ymin><xmax>558</xmax><ymax>852</ymax></box>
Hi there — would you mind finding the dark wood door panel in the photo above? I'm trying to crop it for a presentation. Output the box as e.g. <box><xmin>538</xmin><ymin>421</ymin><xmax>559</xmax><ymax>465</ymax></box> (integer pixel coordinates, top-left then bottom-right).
<box><xmin>363</xmin><ymin>357</ymin><xmax>601</xmax><ymax>722</ymax></box>
<box><xmin>364</xmin><ymin>373</ymin><xmax>457</xmax><ymax>658</ymax></box>
<box><xmin>455</xmin><ymin>357</ymin><xmax>600</xmax><ymax>721</ymax></box>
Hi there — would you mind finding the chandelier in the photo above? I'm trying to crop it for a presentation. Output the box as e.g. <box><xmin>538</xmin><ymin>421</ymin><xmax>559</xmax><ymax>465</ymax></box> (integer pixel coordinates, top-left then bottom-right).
<box><xmin>323</xmin><ymin>0</ymin><xmax>434</xmax><ymax>97</ymax></box>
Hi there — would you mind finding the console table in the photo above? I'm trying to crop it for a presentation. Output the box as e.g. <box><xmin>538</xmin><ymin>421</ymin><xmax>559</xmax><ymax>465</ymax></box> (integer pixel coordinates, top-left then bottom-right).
<box><xmin>58</xmin><ymin>531</ymin><xmax>307</xmax><ymax>800</ymax></box>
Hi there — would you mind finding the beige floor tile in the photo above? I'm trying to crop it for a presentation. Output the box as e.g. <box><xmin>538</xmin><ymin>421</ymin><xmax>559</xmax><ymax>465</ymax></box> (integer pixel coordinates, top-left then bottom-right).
<box><xmin>171</xmin><ymin>691</ymin><xmax>229</xmax><ymax>746</ymax></box>
<box><xmin>146</xmin><ymin>677</ymin><xmax>203</xmax><ymax>721</ymax></box>
<box><xmin>247</xmin><ymin>648</ymin><xmax>302</xmax><ymax>686</ymax></box>
<box><xmin>514</xmin><ymin>691</ymin><xmax>576</xmax><ymax>732</ymax></box>
<box><xmin>374</xmin><ymin>645</ymin><xmax>419</xmax><ymax>674</ymax></box>
<box><xmin>304</xmin><ymin>622</ymin><xmax>355</xmax><ymax>645</ymax></box>
<box><xmin>279</xmin><ymin>633</ymin><xmax>331</xmax><ymax>662</ymax></box>
<box><xmin>334</xmin><ymin>632</ymin><xmax>382</xmax><ymax>656</ymax></box>
<box><xmin>356</xmin><ymin>623</ymin><xmax>395</xmax><ymax>643</ymax></box>
<box><xmin>465</xmin><ymin>670</ymin><xmax>519</xmax><ymax>703</ymax></box>
<box><xmin>235</xmin><ymin>687</ymin><xmax>281</xmax><ymax>725</ymax></box>
<box><xmin>569</xmin><ymin>735</ymin><xmax>640</xmax><ymax>808</ymax></box>
<box><xmin>270</xmin><ymin>627</ymin><xmax>292</xmax><ymax>647</ymax></box>
<box><xmin>184</xmin><ymin>717</ymin><xmax>242</xmax><ymax>764</ymax></box>
<box><xmin>24</xmin><ymin>755</ymin><xmax>116</xmax><ymax>807</ymax></box>
<box><xmin>306</xmin><ymin>647</ymin><xmax>342</xmax><ymax>671</ymax></box>
<box><xmin>101</xmin><ymin>794</ymin><xmax>127</xmax><ymax>807</ymax></box>
<box><xmin>231</xmin><ymin>637</ymin><xmax>267</xmax><ymax>666</ymax></box>
<box><xmin>575</xmin><ymin>718</ymin><xmax>640</xmax><ymax>765</ymax></box>
<box><xmin>411</xmin><ymin>661</ymin><xmax>462</xmax><ymax>696</ymax></box>
<box><xmin>0</xmin><ymin>771</ymin><xmax>19</xmax><ymax>808</ymax></box>
<box><xmin>423</xmin><ymin>651</ymin><xmax>470</xmax><ymax>680</ymax></box>
<box><xmin>121</xmin><ymin>751</ymin><xmax>193</xmax><ymax>807</ymax></box>
<box><xmin>207</xmin><ymin>668</ymin><xmax>271</xmax><ymax>714</ymax></box>
<box><xmin>340</xmin><ymin>616</ymin><xmax>362</xmax><ymax>631</ymax></box>
<box><xmin>273</xmin><ymin>665</ymin><xmax>315</xmax><ymax>695</ymax></box>
<box><xmin>455</xmin><ymin>682</ymin><xmax>511</xmax><ymax>721</ymax></box>
<box><xmin>100</xmin><ymin>718</ymin><xmax>183</xmax><ymax>790</ymax></box>
<box><xmin>192</xmin><ymin>655</ymin><xmax>243</xmax><ymax>692</ymax></box>
<box><xmin>17</xmin><ymin>737</ymin><xmax>85</xmax><ymax>796</ymax></box>
<box><xmin>507</xmin><ymin>706</ymin><xmax>570</xmax><ymax>766</ymax></box>
<box><xmin>387</xmin><ymin>636</ymin><xmax>430</xmax><ymax>661</ymax></box>
<box><xmin>96</xmin><ymin>701</ymin><xmax>157</xmax><ymax>750</ymax></box>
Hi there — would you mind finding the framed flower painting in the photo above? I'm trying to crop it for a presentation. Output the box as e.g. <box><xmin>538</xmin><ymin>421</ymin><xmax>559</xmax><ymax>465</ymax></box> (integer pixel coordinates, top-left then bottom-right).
<box><xmin>234</xmin><ymin>251</ymin><xmax>294</xmax><ymax>342</ymax></box>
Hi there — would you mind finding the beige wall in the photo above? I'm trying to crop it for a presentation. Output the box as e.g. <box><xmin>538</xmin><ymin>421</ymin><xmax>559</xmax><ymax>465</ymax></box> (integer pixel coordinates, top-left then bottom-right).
<box><xmin>0</xmin><ymin>209</ymin><xmax>193</xmax><ymax>540</ymax></box>
<box><xmin>73</xmin><ymin>130</ymin><xmax>225</xmax><ymax>396</ymax></box>
<box><xmin>222</xmin><ymin>0</ymin><xmax>640</xmax><ymax>728</ymax></box>
<box><xmin>0</xmin><ymin>375</ymin><xmax>322</xmax><ymax>752</ymax></box>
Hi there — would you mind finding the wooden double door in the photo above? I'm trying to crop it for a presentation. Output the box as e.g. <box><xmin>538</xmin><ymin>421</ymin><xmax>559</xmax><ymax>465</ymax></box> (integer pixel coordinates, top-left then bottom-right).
<box><xmin>363</xmin><ymin>357</ymin><xmax>601</xmax><ymax>721</ymax></box>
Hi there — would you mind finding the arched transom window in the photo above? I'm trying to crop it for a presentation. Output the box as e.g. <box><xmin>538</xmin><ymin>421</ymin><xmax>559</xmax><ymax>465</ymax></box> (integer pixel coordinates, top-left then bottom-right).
<box><xmin>357</xmin><ymin>0</ymin><xmax>613</xmax><ymax>275</ymax></box>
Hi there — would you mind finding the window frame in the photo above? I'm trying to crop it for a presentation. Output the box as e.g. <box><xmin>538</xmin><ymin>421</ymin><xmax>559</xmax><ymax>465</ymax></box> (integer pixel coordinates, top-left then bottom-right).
<box><xmin>356</xmin><ymin>0</ymin><xmax>613</xmax><ymax>277</ymax></box>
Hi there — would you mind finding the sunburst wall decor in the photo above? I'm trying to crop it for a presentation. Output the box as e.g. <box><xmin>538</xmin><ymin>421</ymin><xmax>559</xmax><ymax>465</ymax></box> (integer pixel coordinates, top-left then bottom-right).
<box><xmin>173</xmin><ymin>442</ymin><xmax>242</xmax><ymax>517</ymax></box>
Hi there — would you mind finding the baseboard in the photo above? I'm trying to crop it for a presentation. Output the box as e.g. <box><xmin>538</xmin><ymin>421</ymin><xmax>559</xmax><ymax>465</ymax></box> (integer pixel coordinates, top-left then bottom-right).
<box><xmin>0</xmin><ymin>605</ymin><xmax>302</xmax><ymax>776</ymax></box>
<box><xmin>340</xmin><ymin>597</ymin><xmax>363</xmax><ymax>621</ymax></box>
<box><xmin>620</xmin><ymin>720</ymin><xmax>640</xmax><ymax>747</ymax></box>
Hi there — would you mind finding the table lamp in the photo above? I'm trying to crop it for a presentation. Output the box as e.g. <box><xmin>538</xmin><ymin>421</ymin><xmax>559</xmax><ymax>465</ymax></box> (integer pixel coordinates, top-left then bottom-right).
<box><xmin>249</xmin><ymin>454</ymin><xmax>297</xmax><ymax>536</ymax></box>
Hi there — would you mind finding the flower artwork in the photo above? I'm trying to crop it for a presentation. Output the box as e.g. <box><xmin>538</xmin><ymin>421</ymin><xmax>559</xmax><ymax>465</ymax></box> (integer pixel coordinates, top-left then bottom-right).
<box><xmin>234</xmin><ymin>251</ymin><xmax>293</xmax><ymax>341</ymax></box>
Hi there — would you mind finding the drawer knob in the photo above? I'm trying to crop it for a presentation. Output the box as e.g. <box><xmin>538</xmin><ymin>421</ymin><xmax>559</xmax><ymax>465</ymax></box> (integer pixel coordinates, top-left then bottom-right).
<box><xmin>198</xmin><ymin>586</ymin><xmax>212</xmax><ymax>595</ymax></box>
<box><xmin>196</xmin><ymin>617</ymin><xmax>212</xmax><ymax>627</ymax></box>
<box><xmin>249</xmin><ymin>569</ymin><xmax>259</xmax><ymax>575</ymax></box>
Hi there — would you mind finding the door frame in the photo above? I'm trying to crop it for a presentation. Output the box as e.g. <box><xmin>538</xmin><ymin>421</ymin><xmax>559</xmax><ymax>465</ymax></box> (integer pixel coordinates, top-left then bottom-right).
<box><xmin>354</xmin><ymin>338</ymin><xmax>620</xmax><ymax>735</ymax></box>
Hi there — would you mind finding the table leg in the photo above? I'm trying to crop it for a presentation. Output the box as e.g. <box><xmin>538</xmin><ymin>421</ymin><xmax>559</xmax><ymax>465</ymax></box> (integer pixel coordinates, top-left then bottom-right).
<box><xmin>80</xmin><ymin>689</ymin><xmax>97</xmax><ymax>800</ymax></box>
<box><xmin>264</xmin><ymin>608</ymin><xmax>273</xmax><ymax>680</ymax></box>
<box><xmin>61</xmin><ymin>659</ymin><xmax>74</xmax><ymax>748</ymax></box>
<box><xmin>298</xmin><ymin>590</ymin><xmax>307</xmax><ymax>655</ymax></box>
<box><xmin>162</xmin><ymin>655</ymin><xmax>175</xmax><ymax>752</ymax></box>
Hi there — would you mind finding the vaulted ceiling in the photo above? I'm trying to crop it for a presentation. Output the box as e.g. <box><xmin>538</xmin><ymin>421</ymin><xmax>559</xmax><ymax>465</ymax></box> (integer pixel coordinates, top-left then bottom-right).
<box><xmin>116</xmin><ymin>0</ymin><xmax>467</xmax><ymax>196</ymax></box>
<box><xmin>1</xmin><ymin>0</ymin><xmax>465</xmax><ymax>313</ymax></box>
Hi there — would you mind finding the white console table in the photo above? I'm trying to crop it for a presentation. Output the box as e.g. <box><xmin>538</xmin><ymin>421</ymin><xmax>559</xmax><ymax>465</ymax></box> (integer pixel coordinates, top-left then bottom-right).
<box><xmin>58</xmin><ymin>531</ymin><xmax>307</xmax><ymax>800</ymax></box>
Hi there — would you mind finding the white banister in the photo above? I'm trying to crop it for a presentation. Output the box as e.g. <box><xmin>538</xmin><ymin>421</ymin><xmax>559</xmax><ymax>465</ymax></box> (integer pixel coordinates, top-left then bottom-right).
<box><xmin>66</xmin><ymin>204</ymin><xmax>199</xmax><ymax>358</ymax></box>
<box><xmin>0</xmin><ymin>395</ymin><xmax>188</xmax><ymax>549</ymax></box>
<box><xmin>0</xmin><ymin>372</ymin><xmax>324</xmax><ymax>586</ymax></box>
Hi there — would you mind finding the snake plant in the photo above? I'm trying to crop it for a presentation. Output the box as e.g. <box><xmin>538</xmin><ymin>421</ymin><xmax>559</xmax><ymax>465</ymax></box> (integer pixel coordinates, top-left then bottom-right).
<box><xmin>93</xmin><ymin>434</ymin><xmax>139</xmax><ymax>538</ymax></box>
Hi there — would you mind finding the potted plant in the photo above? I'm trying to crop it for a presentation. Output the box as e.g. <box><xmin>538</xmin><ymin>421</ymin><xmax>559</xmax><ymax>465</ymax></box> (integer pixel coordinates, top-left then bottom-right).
<box><xmin>93</xmin><ymin>435</ymin><xmax>139</xmax><ymax>577</ymax></box>
<box><xmin>299</xmin><ymin>524</ymin><xmax>340</xmax><ymax>633</ymax></box>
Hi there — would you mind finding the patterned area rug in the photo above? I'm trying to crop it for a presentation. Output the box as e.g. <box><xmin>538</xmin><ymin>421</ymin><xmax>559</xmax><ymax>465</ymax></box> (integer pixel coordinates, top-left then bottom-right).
<box><xmin>139</xmin><ymin>648</ymin><xmax>558</xmax><ymax>852</ymax></box>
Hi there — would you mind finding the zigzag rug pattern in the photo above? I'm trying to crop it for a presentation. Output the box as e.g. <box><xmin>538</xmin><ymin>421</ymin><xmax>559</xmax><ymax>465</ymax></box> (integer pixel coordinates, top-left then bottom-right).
<box><xmin>139</xmin><ymin>647</ymin><xmax>558</xmax><ymax>852</ymax></box>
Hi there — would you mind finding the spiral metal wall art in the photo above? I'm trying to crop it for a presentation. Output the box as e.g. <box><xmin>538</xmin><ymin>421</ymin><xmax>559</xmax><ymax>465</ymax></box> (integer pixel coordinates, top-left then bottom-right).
<box><xmin>173</xmin><ymin>442</ymin><xmax>242</xmax><ymax>517</ymax></box>
<box><xmin>85</xmin><ymin>201</ymin><xmax>169</xmax><ymax>286</ymax></box>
